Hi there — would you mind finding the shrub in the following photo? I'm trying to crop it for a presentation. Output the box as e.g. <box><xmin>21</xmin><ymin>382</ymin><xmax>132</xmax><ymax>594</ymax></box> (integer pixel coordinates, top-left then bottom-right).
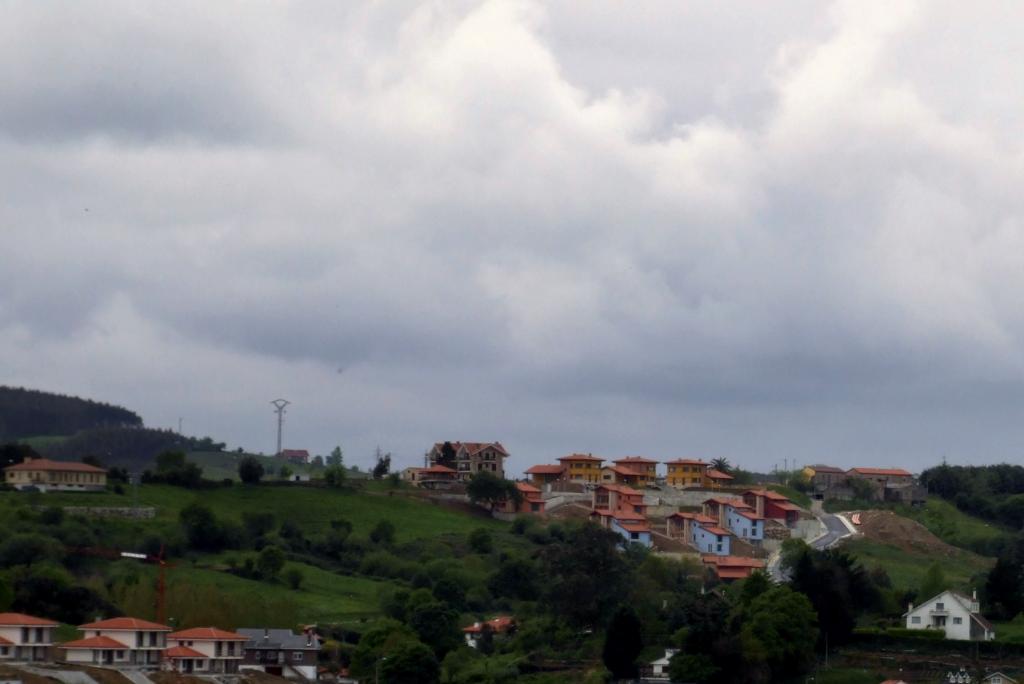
<box><xmin>284</xmin><ymin>566</ymin><xmax>304</xmax><ymax>590</ymax></box>
<box><xmin>468</xmin><ymin>528</ymin><xmax>493</xmax><ymax>554</ymax></box>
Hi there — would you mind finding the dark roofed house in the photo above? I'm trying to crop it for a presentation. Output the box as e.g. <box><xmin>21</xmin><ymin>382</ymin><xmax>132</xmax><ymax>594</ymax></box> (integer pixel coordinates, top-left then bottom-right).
<box><xmin>238</xmin><ymin>628</ymin><xmax>319</xmax><ymax>680</ymax></box>
<box><xmin>428</xmin><ymin>441</ymin><xmax>508</xmax><ymax>481</ymax></box>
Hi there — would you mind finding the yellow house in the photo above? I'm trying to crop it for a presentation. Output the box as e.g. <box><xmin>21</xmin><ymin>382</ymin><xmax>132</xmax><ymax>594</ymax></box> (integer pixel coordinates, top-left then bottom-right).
<box><xmin>664</xmin><ymin>459</ymin><xmax>708</xmax><ymax>488</ymax></box>
<box><xmin>613</xmin><ymin>457</ymin><xmax>658</xmax><ymax>487</ymax></box>
<box><xmin>557</xmin><ymin>454</ymin><xmax>604</xmax><ymax>484</ymax></box>
<box><xmin>3</xmin><ymin>457</ymin><xmax>107</xmax><ymax>492</ymax></box>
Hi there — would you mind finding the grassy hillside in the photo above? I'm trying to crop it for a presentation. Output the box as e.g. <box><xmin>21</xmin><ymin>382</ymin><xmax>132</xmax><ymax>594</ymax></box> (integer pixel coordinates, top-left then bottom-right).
<box><xmin>767</xmin><ymin>483</ymin><xmax>811</xmax><ymax>508</ymax></box>
<box><xmin>0</xmin><ymin>481</ymin><xmax>500</xmax><ymax>542</ymax></box>
<box><xmin>842</xmin><ymin>537</ymin><xmax>993</xmax><ymax>591</ymax></box>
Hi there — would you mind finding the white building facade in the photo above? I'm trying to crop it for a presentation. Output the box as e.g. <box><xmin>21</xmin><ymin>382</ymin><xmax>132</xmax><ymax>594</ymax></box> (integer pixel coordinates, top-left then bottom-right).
<box><xmin>904</xmin><ymin>590</ymin><xmax>995</xmax><ymax>641</ymax></box>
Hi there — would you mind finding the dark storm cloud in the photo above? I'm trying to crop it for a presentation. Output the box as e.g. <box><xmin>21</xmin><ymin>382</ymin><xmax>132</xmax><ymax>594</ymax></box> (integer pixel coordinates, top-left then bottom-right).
<box><xmin>3</xmin><ymin>0</ymin><xmax>1024</xmax><ymax>473</ymax></box>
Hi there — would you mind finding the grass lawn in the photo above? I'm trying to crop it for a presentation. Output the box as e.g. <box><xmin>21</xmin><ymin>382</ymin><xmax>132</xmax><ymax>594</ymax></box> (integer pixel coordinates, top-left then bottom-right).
<box><xmin>20</xmin><ymin>434</ymin><xmax>70</xmax><ymax>449</ymax></box>
<box><xmin>0</xmin><ymin>482</ymin><xmax>504</xmax><ymax>542</ymax></box>
<box><xmin>842</xmin><ymin>538</ymin><xmax>993</xmax><ymax>591</ymax></box>
<box><xmin>993</xmin><ymin>620</ymin><xmax>1024</xmax><ymax>643</ymax></box>
<box><xmin>768</xmin><ymin>484</ymin><xmax>812</xmax><ymax>509</ymax></box>
<box><xmin>802</xmin><ymin>668</ymin><xmax>887</xmax><ymax>684</ymax></box>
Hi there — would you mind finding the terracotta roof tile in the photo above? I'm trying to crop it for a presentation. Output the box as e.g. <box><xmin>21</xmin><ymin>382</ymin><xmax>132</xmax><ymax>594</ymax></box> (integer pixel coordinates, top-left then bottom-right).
<box><xmin>525</xmin><ymin>464</ymin><xmax>564</xmax><ymax>474</ymax></box>
<box><xmin>614</xmin><ymin>456</ymin><xmax>658</xmax><ymax>465</ymax></box>
<box><xmin>557</xmin><ymin>453</ymin><xmax>603</xmax><ymax>462</ymax></box>
<box><xmin>848</xmin><ymin>467</ymin><xmax>913</xmax><ymax>477</ymax></box>
<box><xmin>0</xmin><ymin>612</ymin><xmax>59</xmax><ymax>626</ymax></box>
<box><xmin>164</xmin><ymin>645</ymin><xmax>209</xmax><ymax>658</ymax></box>
<box><xmin>168</xmin><ymin>627</ymin><xmax>249</xmax><ymax>641</ymax></box>
<box><xmin>61</xmin><ymin>635</ymin><xmax>130</xmax><ymax>649</ymax></box>
<box><xmin>4</xmin><ymin>458</ymin><xmax>106</xmax><ymax>473</ymax></box>
<box><xmin>79</xmin><ymin>617</ymin><xmax>171</xmax><ymax>631</ymax></box>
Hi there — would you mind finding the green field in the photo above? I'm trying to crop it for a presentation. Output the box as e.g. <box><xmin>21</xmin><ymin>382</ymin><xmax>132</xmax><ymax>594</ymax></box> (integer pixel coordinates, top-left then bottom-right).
<box><xmin>20</xmin><ymin>434</ymin><xmax>70</xmax><ymax>449</ymax></box>
<box><xmin>842</xmin><ymin>538</ymin><xmax>993</xmax><ymax>591</ymax></box>
<box><xmin>187</xmin><ymin>450</ymin><xmax>371</xmax><ymax>482</ymax></box>
<box><xmin>0</xmin><ymin>482</ymin><xmax>501</xmax><ymax>542</ymax></box>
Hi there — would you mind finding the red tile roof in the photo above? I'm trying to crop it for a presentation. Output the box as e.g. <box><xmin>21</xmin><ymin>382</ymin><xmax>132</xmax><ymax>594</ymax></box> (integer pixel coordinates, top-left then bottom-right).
<box><xmin>557</xmin><ymin>453</ymin><xmax>603</xmax><ymax>462</ymax></box>
<box><xmin>597</xmin><ymin>484</ymin><xmax>643</xmax><ymax>496</ymax></box>
<box><xmin>617</xmin><ymin>522</ymin><xmax>652</xmax><ymax>533</ymax></box>
<box><xmin>525</xmin><ymin>464</ymin><xmax>564</xmax><ymax>475</ymax></box>
<box><xmin>745</xmin><ymin>489</ymin><xmax>790</xmax><ymax>501</ymax></box>
<box><xmin>771</xmin><ymin>501</ymin><xmax>802</xmax><ymax>512</ymax></box>
<box><xmin>702</xmin><ymin>526</ymin><xmax>732</xmax><ymax>536</ymax></box>
<box><xmin>0</xmin><ymin>612</ymin><xmax>59</xmax><ymax>626</ymax></box>
<box><xmin>603</xmin><ymin>465</ymin><xmax>642</xmax><ymax>477</ymax></box>
<box><xmin>848</xmin><ymin>467</ymin><xmax>913</xmax><ymax>477</ymax></box>
<box><xmin>79</xmin><ymin>617</ymin><xmax>171</xmax><ymax>631</ymax></box>
<box><xmin>168</xmin><ymin>627</ymin><xmax>249</xmax><ymax>641</ymax></box>
<box><xmin>664</xmin><ymin>459</ymin><xmax>709</xmax><ymax>466</ymax></box>
<box><xmin>702</xmin><ymin>555</ymin><xmax>766</xmax><ymax>568</ymax></box>
<box><xmin>704</xmin><ymin>496</ymin><xmax>748</xmax><ymax>507</ymax></box>
<box><xmin>0</xmin><ymin>636</ymin><xmax>12</xmax><ymax>645</ymax></box>
<box><xmin>614</xmin><ymin>456</ymin><xmax>658</xmax><ymax>465</ymax></box>
<box><xmin>462</xmin><ymin>616</ymin><xmax>515</xmax><ymax>634</ymax></box>
<box><xmin>705</xmin><ymin>469</ymin><xmax>734</xmax><ymax>480</ymax></box>
<box><xmin>735</xmin><ymin>509</ymin><xmax>764</xmax><ymax>520</ymax></box>
<box><xmin>61</xmin><ymin>635</ymin><xmax>130</xmax><ymax>649</ymax></box>
<box><xmin>809</xmin><ymin>465</ymin><xmax>845</xmax><ymax>474</ymax></box>
<box><xmin>4</xmin><ymin>458</ymin><xmax>106</xmax><ymax>473</ymax></box>
<box><xmin>515</xmin><ymin>482</ymin><xmax>541</xmax><ymax>494</ymax></box>
<box><xmin>669</xmin><ymin>511</ymin><xmax>718</xmax><ymax>524</ymax></box>
<box><xmin>164</xmin><ymin>645</ymin><xmax>209</xmax><ymax>658</ymax></box>
<box><xmin>419</xmin><ymin>465</ymin><xmax>457</xmax><ymax>474</ymax></box>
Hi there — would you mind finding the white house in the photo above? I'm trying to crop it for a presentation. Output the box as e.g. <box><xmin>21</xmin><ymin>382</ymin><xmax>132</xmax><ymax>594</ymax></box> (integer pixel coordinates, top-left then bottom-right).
<box><xmin>641</xmin><ymin>648</ymin><xmax>679</xmax><ymax>681</ymax></box>
<box><xmin>904</xmin><ymin>590</ymin><xmax>995</xmax><ymax>641</ymax></box>
<box><xmin>164</xmin><ymin>627</ymin><xmax>249</xmax><ymax>674</ymax></box>
<box><xmin>61</xmin><ymin>617</ymin><xmax>171</xmax><ymax>667</ymax></box>
<box><xmin>0</xmin><ymin>612</ymin><xmax>58</xmax><ymax>662</ymax></box>
<box><xmin>983</xmin><ymin>674</ymin><xmax>1018</xmax><ymax>684</ymax></box>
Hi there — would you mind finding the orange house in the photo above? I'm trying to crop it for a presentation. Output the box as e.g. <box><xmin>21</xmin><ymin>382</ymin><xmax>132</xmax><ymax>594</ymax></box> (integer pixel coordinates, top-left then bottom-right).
<box><xmin>593</xmin><ymin>484</ymin><xmax>646</xmax><ymax>517</ymax></box>
<box><xmin>524</xmin><ymin>464</ymin><xmax>564</xmax><ymax>487</ymax></box>
<box><xmin>613</xmin><ymin>457</ymin><xmax>658</xmax><ymax>487</ymax></box>
<box><xmin>497</xmin><ymin>482</ymin><xmax>546</xmax><ymax>514</ymax></box>
<box><xmin>704</xmin><ymin>468</ymin><xmax>734</xmax><ymax>489</ymax></box>
<box><xmin>600</xmin><ymin>465</ymin><xmax>641</xmax><ymax>486</ymax></box>
<box><xmin>664</xmin><ymin>459</ymin><xmax>708</xmax><ymax>488</ymax></box>
<box><xmin>702</xmin><ymin>555</ymin><xmax>765</xmax><ymax>581</ymax></box>
<box><xmin>557</xmin><ymin>454</ymin><xmax>604</xmax><ymax>484</ymax></box>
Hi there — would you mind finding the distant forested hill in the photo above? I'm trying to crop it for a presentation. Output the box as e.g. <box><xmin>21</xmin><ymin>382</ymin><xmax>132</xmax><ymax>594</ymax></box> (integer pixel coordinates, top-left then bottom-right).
<box><xmin>0</xmin><ymin>385</ymin><xmax>142</xmax><ymax>440</ymax></box>
<box><xmin>40</xmin><ymin>426</ymin><xmax>224</xmax><ymax>470</ymax></box>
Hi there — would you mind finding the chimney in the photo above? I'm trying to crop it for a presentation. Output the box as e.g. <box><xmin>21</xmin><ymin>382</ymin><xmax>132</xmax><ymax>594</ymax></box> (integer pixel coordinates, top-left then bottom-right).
<box><xmin>263</xmin><ymin>628</ymin><xmax>269</xmax><ymax>641</ymax></box>
<box><xmin>908</xmin><ymin>602</ymin><xmax>914</xmax><ymax>613</ymax></box>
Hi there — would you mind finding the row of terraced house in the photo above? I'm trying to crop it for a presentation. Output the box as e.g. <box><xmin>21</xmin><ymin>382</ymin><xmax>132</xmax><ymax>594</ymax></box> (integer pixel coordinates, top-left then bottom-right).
<box><xmin>525</xmin><ymin>454</ymin><xmax>734</xmax><ymax>490</ymax></box>
<box><xmin>0</xmin><ymin>614</ymin><xmax>319</xmax><ymax>679</ymax></box>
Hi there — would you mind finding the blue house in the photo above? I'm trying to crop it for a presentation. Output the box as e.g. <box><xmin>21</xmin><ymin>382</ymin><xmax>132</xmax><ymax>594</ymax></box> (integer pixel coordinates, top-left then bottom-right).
<box><xmin>724</xmin><ymin>503</ymin><xmax>764</xmax><ymax>541</ymax></box>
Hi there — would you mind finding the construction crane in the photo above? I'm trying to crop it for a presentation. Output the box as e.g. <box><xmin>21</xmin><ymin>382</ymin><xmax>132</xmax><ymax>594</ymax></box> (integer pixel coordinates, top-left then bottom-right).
<box><xmin>67</xmin><ymin>545</ymin><xmax>174</xmax><ymax>624</ymax></box>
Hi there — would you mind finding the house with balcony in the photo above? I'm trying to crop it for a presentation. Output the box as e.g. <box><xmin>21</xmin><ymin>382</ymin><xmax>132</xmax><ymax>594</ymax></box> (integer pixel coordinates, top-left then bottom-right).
<box><xmin>61</xmin><ymin>617</ymin><xmax>170</xmax><ymax>667</ymax></box>
<box><xmin>0</xmin><ymin>612</ymin><xmax>58</xmax><ymax>662</ymax></box>
<box><xmin>593</xmin><ymin>484</ymin><xmax>646</xmax><ymax>517</ymax></box>
<box><xmin>904</xmin><ymin>590</ymin><xmax>995</xmax><ymax>641</ymax></box>
<box><xmin>612</xmin><ymin>457</ymin><xmax>658</xmax><ymax>487</ymax></box>
<box><xmin>723</xmin><ymin>501</ymin><xmax>764</xmax><ymax>542</ymax></box>
<box><xmin>238</xmin><ymin>628</ymin><xmax>319</xmax><ymax>680</ymax></box>
<box><xmin>599</xmin><ymin>465</ymin><xmax>642</xmax><ymax>487</ymax></box>
<box><xmin>557</xmin><ymin>454</ymin><xmax>604</xmax><ymax>484</ymax></box>
<box><xmin>664</xmin><ymin>459</ymin><xmax>708</xmax><ymax>488</ymax></box>
<box><xmin>704</xmin><ymin>468</ymin><xmax>734</xmax><ymax>489</ymax></box>
<box><xmin>164</xmin><ymin>627</ymin><xmax>249</xmax><ymax>674</ymax></box>
<box><xmin>427</xmin><ymin>442</ymin><xmax>508</xmax><ymax>481</ymax></box>
<box><xmin>591</xmin><ymin>509</ymin><xmax>653</xmax><ymax>548</ymax></box>
<box><xmin>4</xmin><ymin>457</ymin><xmax>107</xmax><ymax>492</ymax></box>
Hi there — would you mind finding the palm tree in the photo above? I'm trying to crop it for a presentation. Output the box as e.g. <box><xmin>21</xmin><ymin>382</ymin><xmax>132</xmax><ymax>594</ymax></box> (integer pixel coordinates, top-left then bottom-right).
<box><xmin>710</xmin><ymin>457</ymin><xmax>731</xmax><ymax>473</ymax></box>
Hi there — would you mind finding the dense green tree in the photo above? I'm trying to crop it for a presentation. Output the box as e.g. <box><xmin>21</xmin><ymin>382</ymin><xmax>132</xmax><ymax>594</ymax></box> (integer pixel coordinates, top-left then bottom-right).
<box><xmin>257</xmin><ymin>545</ymin><xmax>286</xmax><ymax>579</ymax></box>
<box><xmin>436</xmin><ymin>442</ymin><xmax>457</xmax><ymax>469</ymax></box>
<box><xmin>379</xmin><ymin>639</ymin><xmax>439</xmax><ymax>684</ymax></box>
<box><xmin>739</xmin><ymin>586</ymin><xmax>818</xmax><ymax>679</ymax></box>
<box><xmin>328</xmin><ymin>446</ymin><xmax>344</xmax><ymax>467</ymax></box>
<box><xmin>918</xmin><ymin>562</ymin><xmax>946</xmax><ymax>601</ymax></box>
<box><xmin>431</xmin><ymin>577</ymin><xmax>466</xmax><ymax>611</ymax></box>
<box><xmin>466</xmin><ymin>471</ymin><xmax>519</xmax><ymax>512</ymax></box>
<box><xmin>284</xmin><ymin>566</ymin><xmax>303</xmax><ymax>590</ymax></box>
<box><xmin>279</xmin><ymin>465</ymin><xmax>293</xmax><ymax>480</ymax></box>
<box><xmin>179</xmin><ymin>503</ymin><xmax>227</xmax><ymax>551</ymax></box>
<box><xmin>324</xmin><ymin>465</ymin><xmax>347</xmax><ymax>487</ymax></box>
<box><xmin>602</xmin><ymin>606</ymin><xmax>644</xmax><ymax>679</ymax></box>
<box><xmin>984</xmin><ymin>553</ymin><xmax>1024</xmax><ymax>619</ymax></box>
<box><xmin>350</xmin><ymin>620</ymin><xmax>419</xmax><ymax>679</ymax></box>
<box><xmin>0</xmin><ymin>533</ymin><xmax>65</xmax><ymax>567</ymax></box>
<box><xmin>0</xmin><ymin>442</ymin><xmax>37</xmax><ymax>468</ymax></box>
<box><xmin>238</xmin><ymin>456</ymin><xmax>264</xmax><ymax>484</ymax></box>
<box><xmin>408</xmin><ymin>600</ymin><xmax>460</xmax><ymax>657</ymax></box>
<box><xmin>540</xmin><ymin>523</ymin><xmax>628</xmax><ymax>627</ymax></box>
<box><xmin>0</xmin><ymin>576</ymin><xmax>12</xmax><ymax>611</ymax></box>
<box><xmin>370</xmin><ymin>520</ymin><xmax>396</xmax><ymax>545</ymax></box>
<box><xmin>468</xmin><ymin>528</ymin><xmax>493</xmax><ymax>554</ymax></box>
<box><xmin>668</xmin><ymin>653</ymin><xmax>719</xmax><ymax>684</ymax></box>
<box><xmin>242</xmin><ymin>511</ymin><xmax>276</xmax><ymax>540</ymax></box>
<box><xmin>372</xmin><ymin>447</ymin><xmax>392</xmax><ymax>479</ymax></box>
<box><xmin>488</xmin><ymin>557</ymin><xmax>539</xmax><ymax>600</ymax></box>
<box><xmin>709</xmin><ymin>458</ymin><xmax>731</xmax><ymax>473</ymax></box>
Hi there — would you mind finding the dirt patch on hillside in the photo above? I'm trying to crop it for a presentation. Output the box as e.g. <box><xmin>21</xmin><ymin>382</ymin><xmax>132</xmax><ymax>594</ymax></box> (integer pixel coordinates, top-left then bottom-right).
<box><xmin>0</xmin><ymin>665</ymin><xmax>62</xmax><ymax>684</ymax></box>
<box><xmin>852</xmin><ymin>510</ymin><xmax>961</xmax><ymax>557</ymax></box>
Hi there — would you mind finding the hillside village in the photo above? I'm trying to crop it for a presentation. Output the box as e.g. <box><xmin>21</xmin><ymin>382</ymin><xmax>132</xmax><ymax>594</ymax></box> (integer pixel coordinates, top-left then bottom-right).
<box><xmin>3</xmin><ymin>404</ymin><xmax>1024</xmax><ymax>684</ymax></box>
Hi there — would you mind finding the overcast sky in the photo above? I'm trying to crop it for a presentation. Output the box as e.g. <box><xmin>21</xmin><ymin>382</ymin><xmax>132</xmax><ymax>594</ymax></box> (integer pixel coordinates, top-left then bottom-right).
<box><xmin>4</xmin><ymin>1</ymin><xmax>1024</xmax><ymax>474</ymax></box>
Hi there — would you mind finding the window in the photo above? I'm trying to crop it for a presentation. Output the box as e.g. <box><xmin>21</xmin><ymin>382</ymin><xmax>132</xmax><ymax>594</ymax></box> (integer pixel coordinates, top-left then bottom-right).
<box><xmin>911</xmin><ymin>617</ymin><xmax>921</xmax><ymax>624</ymax></box>
<box><xmin>936</xmin><ymin>602</ymin><xmax>944</xmax><ymax>610</ymax></box>
<box><xmin>292</xmin><ymin>652</ymin><xmax>304</xmax><ymax>661</ymax></box>
<box><xmin>953</xmin><ymin>617</ymin><xmax>962</xmax><ymax>625</ymax></box>
<box><xmin>630</xmin><ymin>532</ymin><xmax>639</xmax><ymax>540</ymax></box>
